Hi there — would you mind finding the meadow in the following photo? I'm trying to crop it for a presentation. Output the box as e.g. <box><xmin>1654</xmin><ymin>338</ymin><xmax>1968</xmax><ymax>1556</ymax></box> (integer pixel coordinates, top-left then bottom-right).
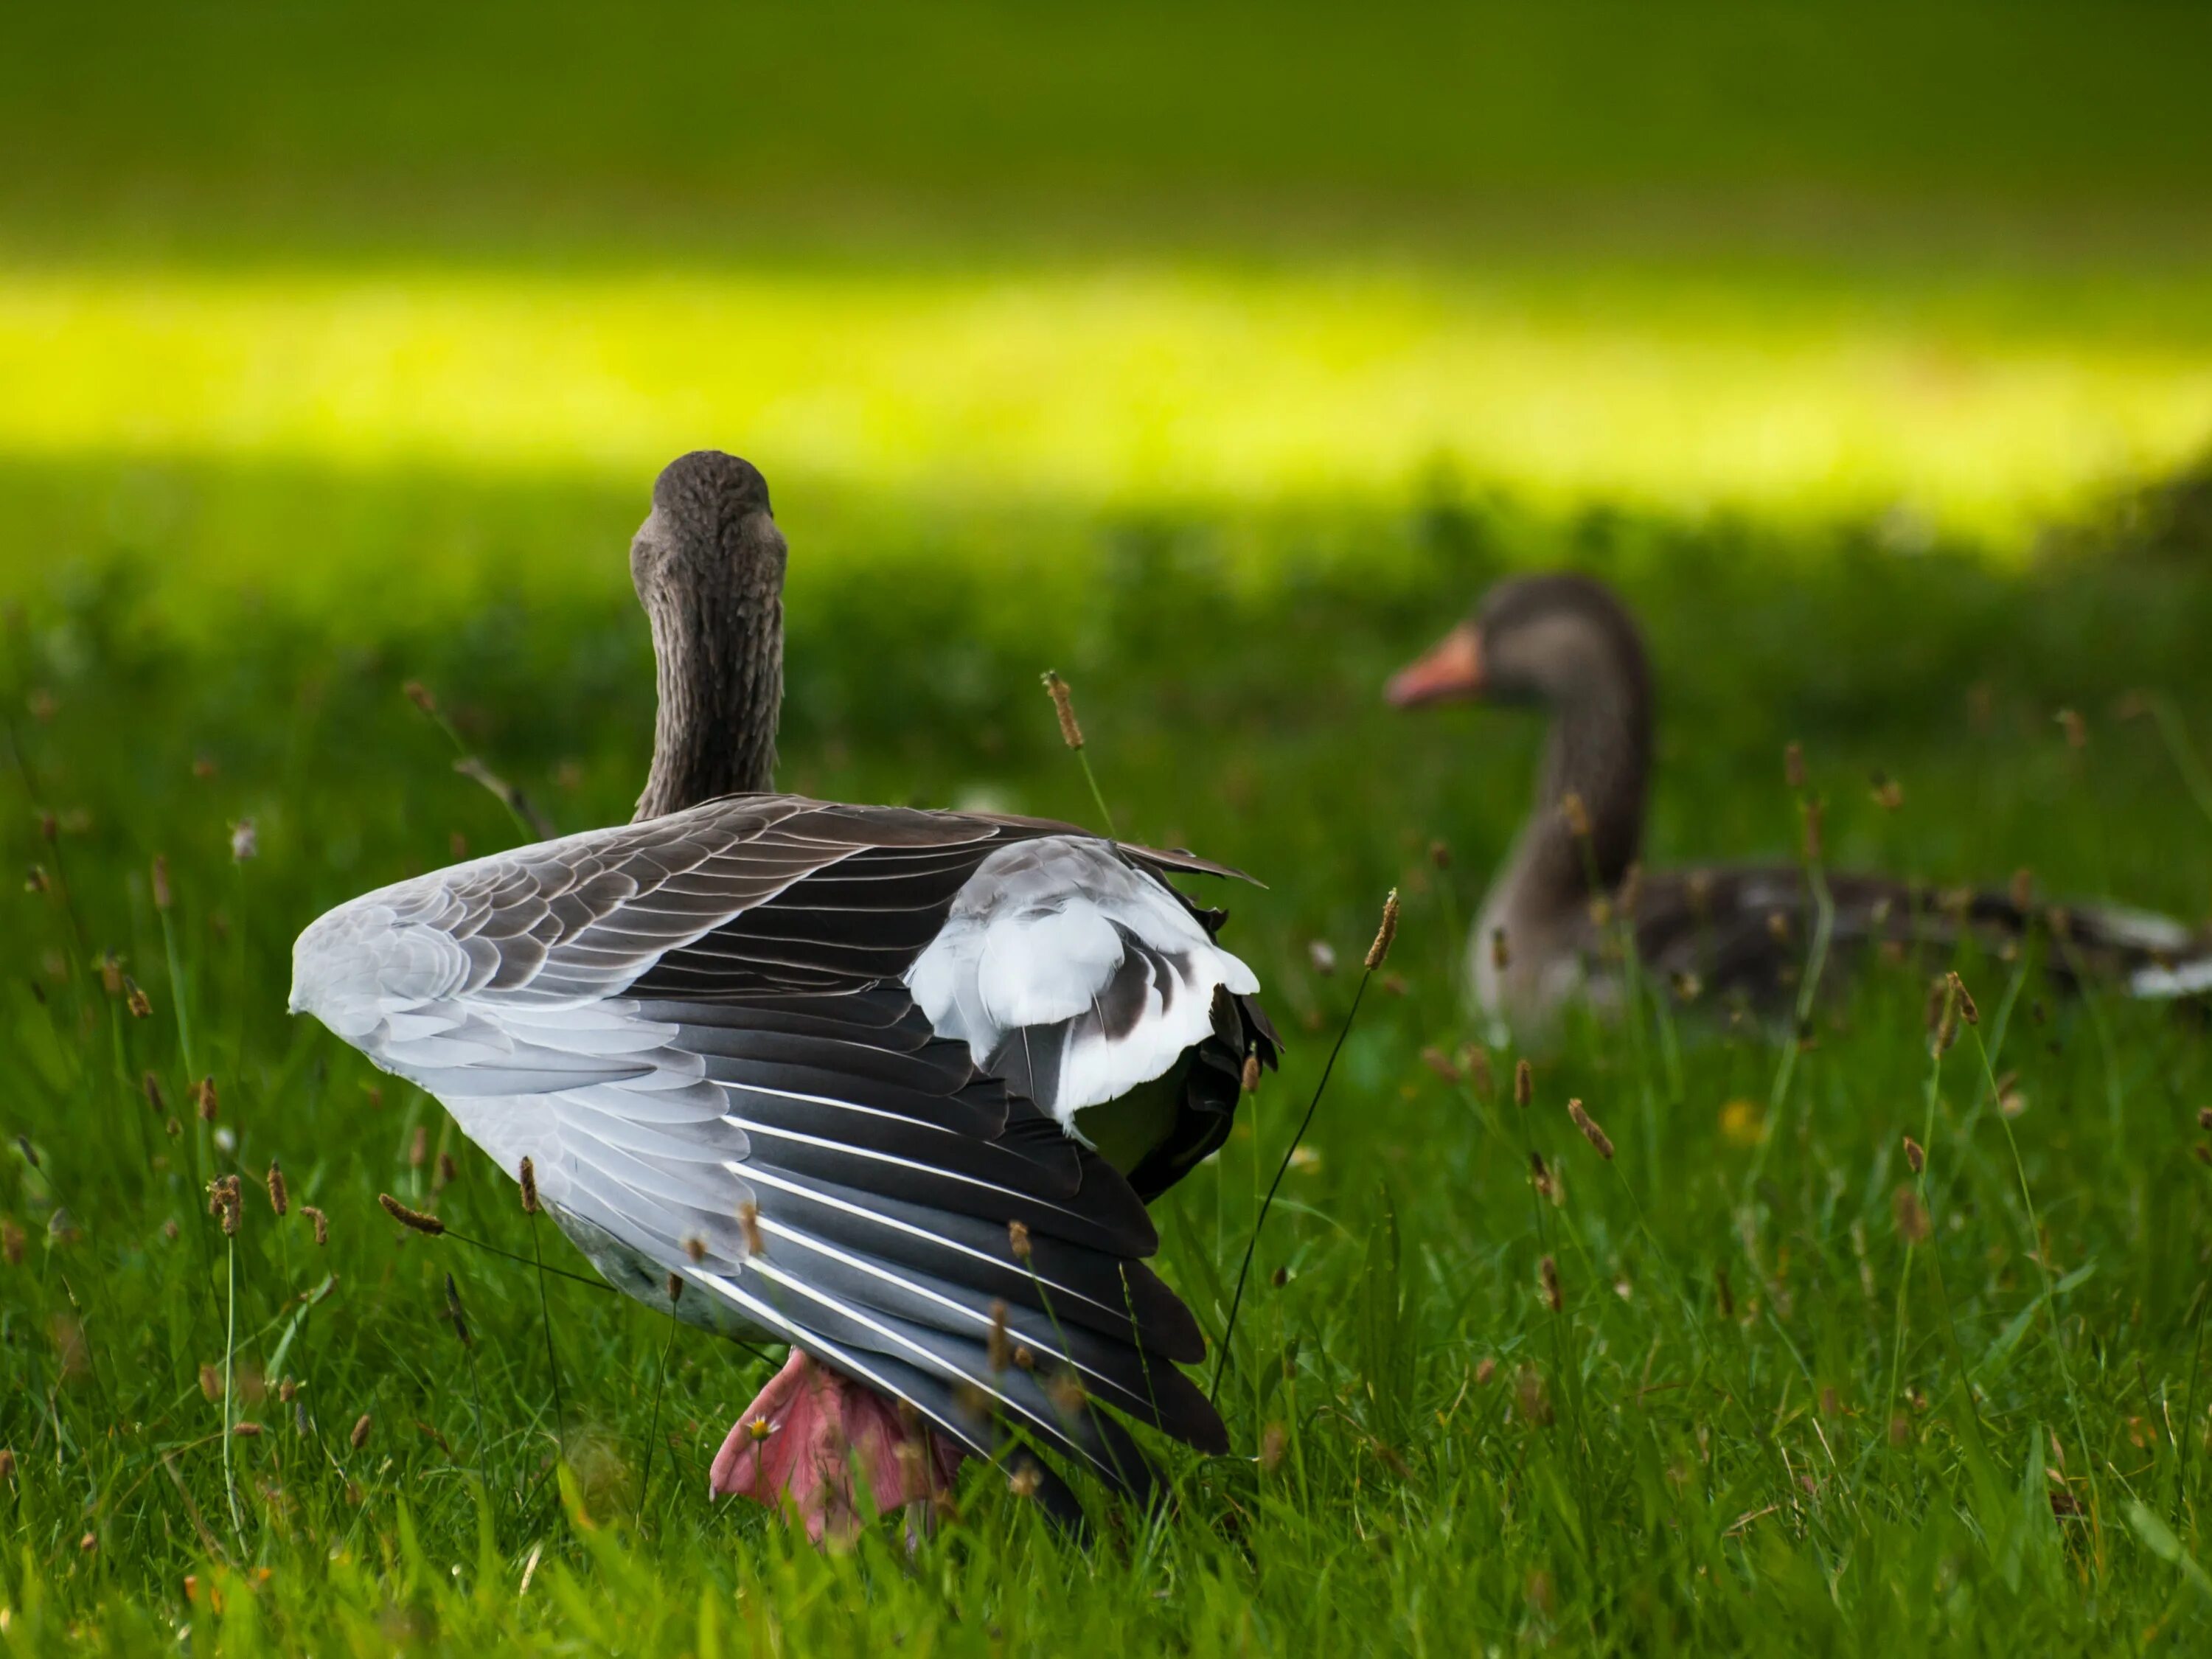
<box><xmin>8</xmin><ymin>4</ymin><xmax>2212</xmax><ymax>1652</ymax></box>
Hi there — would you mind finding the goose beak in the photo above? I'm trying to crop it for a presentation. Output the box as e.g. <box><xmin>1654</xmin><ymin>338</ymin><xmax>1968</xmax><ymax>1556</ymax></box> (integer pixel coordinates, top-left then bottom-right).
<box><xmin>1386</xmin><ymin>622</ymin><xmax>1484</xmax><ymax>706</ymax></box>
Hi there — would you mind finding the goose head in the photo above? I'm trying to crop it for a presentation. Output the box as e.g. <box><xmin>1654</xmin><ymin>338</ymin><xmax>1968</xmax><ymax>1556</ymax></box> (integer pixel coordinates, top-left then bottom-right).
<box><xmin>633</xmin><ymin>451</ymin><xmax>789</xmax><ymax>820</ymax></box>
<box><xmin>1389</xmin><ymin>571</ymin><xmax>1654</xmax><ymax>900</ymax></box>
<box><xmin>1387</xmin><ymin>571</ymin><xmax>1648</xmax><ymax>715</ymax></box>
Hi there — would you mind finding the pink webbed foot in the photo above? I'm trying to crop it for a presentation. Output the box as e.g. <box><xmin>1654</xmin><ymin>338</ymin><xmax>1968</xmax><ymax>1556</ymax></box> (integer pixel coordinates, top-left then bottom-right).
<box><xmin>709</xmin><ymin>1349</ymin><xmax>967</xmax><ymax>1543</ymax></box>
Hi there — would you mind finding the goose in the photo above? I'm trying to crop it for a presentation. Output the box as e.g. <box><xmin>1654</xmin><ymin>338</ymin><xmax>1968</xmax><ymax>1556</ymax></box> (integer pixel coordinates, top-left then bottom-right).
<box><xmin>1387</xmin><ymin>570</ymin><xmax>2212</xmax><ymax>1032</ymax></box>
<box><xmin>291</xmin><ymin>451</ymin><xmax>1278</xmax><ymax>1538</ymax></box>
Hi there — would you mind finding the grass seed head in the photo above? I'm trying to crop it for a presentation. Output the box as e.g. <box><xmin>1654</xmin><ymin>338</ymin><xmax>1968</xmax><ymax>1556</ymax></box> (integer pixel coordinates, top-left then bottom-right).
<box><xmin>1007</xmin><ymin>1220</ymin><xmax>1032</xmax><ymax>1262</ymax></box>
<box><xmin>303</xmin><ymin>1206</ymin><xmax>327</xmax><ymax>1246</ymax></box>
<box><xmin>1902</xmin><ymin>1135</ymin><xmax>1925</xmax><ymax>1175</ymax></box>
<box><xmin>209</xmin><ymin>1175</ymin><xmax>242</xmax><ymax>1236</ymax></box>
<box><xmin>407</xmin><ymin>1124</ymin><xmax>427</xmax><ymax>1169</ymax></box>
<box><xmin>150</xmin><ymin>854</ymin><xmax>171</xmax><ymax>911</ymax></box>
<box><xmin>434</xmin><ymin>1151</ymin><xmax>457</xmax><ymax>1191</ymax></box>
<box><xmin>1009</xmin><ymin>1462</ymin><xmax>1043</xmax><ymax>1499</ymax></box>
<box><xmin>229</xmin><ymin>819</ymin><xmax>258</xmax><ymax>862</ymax></box>
<box><xmin>1947</xmin><ymin>970</ymin><xmax>1979</xmax><ymax>1025</ymax></box>
<box><xmin>987</xmin><ymin>1300</ymin><xmax>1012</xmax><ymax>1371</ymax></box>
<box><xmin>99</xmin><ymin>953</ymin><xmax>122</xmax><ymax>998</ymax></box>
<box><xmin>1421</xmin><ymin>1046</ymin><xmax>1461</xmax><ymax>1085</ymax></box>
<box><xmin>1560</xmin><ymin>790</ymin><xmax>1592</xmax><ymax>840</ymax></box>
<box><xmin>1</xmin><ymin>1220</ymin><xmax>22</xmax><ymax>1266</ymax></box>
<box><xmin>1784</xmin><ymin>740</ymin><xmax>1806</xmax><ymax>791</ymax></box>
<box><xmin>1040</xmin><ymin>670</ymin><xmax>1084</xmax><ymax>750</ymax></box>
<box><xmin>683</xmin><ymin>1234</ymin><xmax>706</xmax><ymax>1263</ymax></box>
<box><xmin>1240</xmin><ymin>1050</ymin><xmax>1261</xmax><ymax>1093</ymax></box>
<box><xmin>232</xmin><ymin>1422</ymin><xmax>262</xmax><ymax>1439</ymax></box>
<box><xmin>1870</xmin><ymin>771</ymin><xmax>1904</xmax><ymax>811</ymax></box>
<box><xmin>1568</xmin><ymin>1099</ymin><xmax>1614</xmax><ymax>1160</ymax></box>
<box><xmin>24</xmin><ymin>864</ymin><xmax>48</xmax><ymax>894</ymax></box>
<box><xmin>2198</xmin><ymin>1107</ymin><xmax>2212</xmax><ymax>1133</ymax></box>
<box><xmin>2055</xmin><ymin>707</ymin><xmax>2087</xmax><ymax>749</ymax></box>
<box><xmin>1540</xmin><ymin>1254</ymin><xmax>1562</xmax><ymax>1313</ymax></box>
<box><xmin>518</xmin><ymin>1155</ymin><xmax>540</xmax><ymax>1215</ymax></box>
<box><xmin>403</xmin><ymin>680</ymin><xmax>437</xmax><ymax>716</ymax></box>
<box><xmin>1474</xmin><ymin>1356</ymin><xmax>1498</xmax><ymax>1386</ymax></box>
<box><xmin>1926</xmin><ymin>978</ymin><xmax>1959</xmax><ymax>1053</ymax></box>
<box><xmin>265</xmin><ymin>1160</ymin><xmax>288</xmax><ymax>1217</ymax></box>
<box><xmin>1365</xmin><ymin>888</ymin><xmax>1400</xmax><ymax>970</ymax></box>
<box><xmin>2195</xmin><ymin>1143</ymin><xmax>2212</xmax><ymax>1166</ymax></box>
<box><xmin>378</xmin><ymin>1194</ymin><xmax>444</xmax><ymax>1236</ymax></box>
<box><xmin>0</xmin><ymin>1449</ymin><xmax>14</xmax><ymax>1484</ymax></box>
<box><xmin>1528</xmin><ymin>1150</ymin><xmax>1554</xmax><ymax>1203</ymax></box>
<box><xmin>1428</xmin><ymin>838</ymin><xmax>1451</xmax><ymax>870</ymax></box>
<box><xmin>193</xmin><ymin>1077</ymin><xmax>218</xmax><ymax>1121</ymax></box>
<box><xmin>143</xmin><ymin>1073</ymin><xmax>164</xmax><ymax>1114</ymax></box>
<box><xmin>124</xmin><ymin>975</ymin><xmax>151</xmax><ymax>1018</ymax></box>
<box><xmin>738</xmin><ymin>1200</ymin><xmax>764</xmax><ymax>1256</ymax></box>
<box><xmin>351</xmin><ymin>1413</ymin><xmax>372</xmax><ymax>1450</ymax></box>
<box><xmin>1514</xmin><ymin>1057</ymin><xmax>1533</xmax><ymax>1109</ymax></box>
<box><xmin>443</xmin><ymin>1273</ymin><xmax>471</xmax><ymax>1347</ymax></box>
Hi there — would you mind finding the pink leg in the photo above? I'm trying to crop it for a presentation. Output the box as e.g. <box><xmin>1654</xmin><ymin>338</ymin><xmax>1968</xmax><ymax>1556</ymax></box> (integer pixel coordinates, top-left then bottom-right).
<box><xmin>709</xmin><ymin>1350</ymin><xmax>967</xmax><ymax>1543</ymax></box>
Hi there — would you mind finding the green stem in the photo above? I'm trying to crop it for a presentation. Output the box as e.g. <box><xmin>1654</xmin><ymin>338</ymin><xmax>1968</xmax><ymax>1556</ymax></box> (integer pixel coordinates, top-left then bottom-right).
<box><xmin>1073</xmin><ymin>747</ymin><xmax>1118</xmax><ymax>842</ymax></box>
<box><xmin>1211</xmin><ymin>966</ymin><xmax>1372</xmax><ymax>1402</ymax></box>
<box><xmin>636</xmin><ymin>1310</ymin><xmax>684</xmax><ymax>1531</ymax></box>
<box><xmin>530</xmin><ymin>1214</ymin><xmax>568</xmax><ymax>1455</ymax></box>
<box><xmin>222</xmin><ymin>1234</ymin><xmax>244</xmax><ymax>1544</ymax></box>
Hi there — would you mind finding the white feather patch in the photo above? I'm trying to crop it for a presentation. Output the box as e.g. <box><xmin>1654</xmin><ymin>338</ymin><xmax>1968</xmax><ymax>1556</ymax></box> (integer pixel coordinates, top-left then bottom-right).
<box><xmin>906</xmin><ymin>835</ymin><xmax>1256</xmax><ymax>1129</ymax></box>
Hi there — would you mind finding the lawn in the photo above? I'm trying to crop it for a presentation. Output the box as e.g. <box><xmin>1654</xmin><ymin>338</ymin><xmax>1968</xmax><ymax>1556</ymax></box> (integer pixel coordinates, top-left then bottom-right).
<box><xmin>7</xmin><ymin>4</ymin><xmax>2212</xmax><ymax>1653</ymax></box>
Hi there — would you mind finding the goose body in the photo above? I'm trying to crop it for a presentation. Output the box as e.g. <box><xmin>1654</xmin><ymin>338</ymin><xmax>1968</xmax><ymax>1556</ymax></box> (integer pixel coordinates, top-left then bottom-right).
<box><xmin>291</xmin><ymin>452</ymin><xmax>1276</xmax><ymax>1533</ymax></box>
<box><xmin>1391</xmin><ymin>571</ymin><xmax>2212</xmax><ymax>1032</ymax></box>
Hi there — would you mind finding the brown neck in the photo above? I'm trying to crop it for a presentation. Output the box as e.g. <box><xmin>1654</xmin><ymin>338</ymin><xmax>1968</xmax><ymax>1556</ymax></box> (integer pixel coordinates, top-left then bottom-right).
<box><xmin>632</xmin><ymin>573</ymin><xmax>782</xmax><ymax>822</ymax></box>
<box><xmin>1506</xmin><ymin>664</ymin><xmax>1652</xmax><ymax>908</ymax></box>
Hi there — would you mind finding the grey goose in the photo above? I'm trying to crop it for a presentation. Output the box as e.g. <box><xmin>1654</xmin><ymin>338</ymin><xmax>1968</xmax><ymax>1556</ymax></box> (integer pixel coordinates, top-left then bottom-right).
<box><xmin>291</xmin><ymin>451</ymin><xmax>1278</xmax><ymax>1538</ymax></box>
<box><xmin>1388</xmin><ymin>571</ymin><xmax>2212</xmax><ymax>1034</ymax></box>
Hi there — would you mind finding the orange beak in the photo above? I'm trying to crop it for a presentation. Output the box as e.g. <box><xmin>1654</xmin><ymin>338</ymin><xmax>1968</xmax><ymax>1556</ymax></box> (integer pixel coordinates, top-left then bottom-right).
<box><xmin>1386</xmin><ymin>621</ymin><xmax>1485</xmax><ymax>707</ymax></box>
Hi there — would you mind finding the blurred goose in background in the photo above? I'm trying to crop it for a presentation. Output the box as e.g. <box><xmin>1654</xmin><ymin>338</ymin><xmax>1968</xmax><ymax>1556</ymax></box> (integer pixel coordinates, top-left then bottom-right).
<box><xmin>293</xmin><ymin>451</ymin><xmax>1277</xmax><ymax>1539</ymax></box>
<box><xmin>1388</xmin><ymin>571</ymin><xmax>2212</xmax><ymax>1033</ymax></box>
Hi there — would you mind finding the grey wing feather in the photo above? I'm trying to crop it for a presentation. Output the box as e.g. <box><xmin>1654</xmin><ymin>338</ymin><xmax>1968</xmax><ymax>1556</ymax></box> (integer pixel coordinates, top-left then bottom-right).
<box><xmin>290</xmin><ymin>793</ymin><xmax>1242</xmax><ymax>1495</ymax></box>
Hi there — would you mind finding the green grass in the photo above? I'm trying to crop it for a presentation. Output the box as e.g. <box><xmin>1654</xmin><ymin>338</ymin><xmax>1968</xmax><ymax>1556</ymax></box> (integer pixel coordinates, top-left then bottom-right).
<box><xmin>6</xmin><ymin>459</ymin><xmax>2212</xmax><ymax>1652</ymax></box>
<box><xmin>11</xmin><ymin>1</ymin><xmax>2212</xmax><ymax>1648</ymax></box>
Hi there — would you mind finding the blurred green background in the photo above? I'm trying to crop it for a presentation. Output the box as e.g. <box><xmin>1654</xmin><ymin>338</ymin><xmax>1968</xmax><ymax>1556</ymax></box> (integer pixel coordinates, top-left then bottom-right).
<box><xmin>9</xmin><ymin>4</ymin><xmax>2212</xmax><ymax>1651</ymax></box>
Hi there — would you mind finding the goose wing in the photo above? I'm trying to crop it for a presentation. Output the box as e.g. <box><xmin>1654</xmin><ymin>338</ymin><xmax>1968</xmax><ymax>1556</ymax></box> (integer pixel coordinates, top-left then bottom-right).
<box><xmin>291</xmin><ymin>793</ymin><xmax>1269</xmax><ymax>1500</ymax></box>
